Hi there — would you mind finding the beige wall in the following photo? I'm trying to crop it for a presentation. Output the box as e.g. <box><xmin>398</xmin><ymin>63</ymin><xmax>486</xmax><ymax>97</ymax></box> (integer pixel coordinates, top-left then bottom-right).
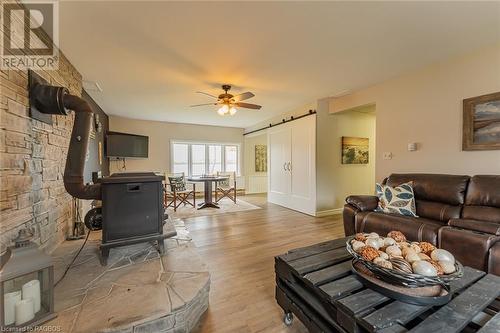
<box><xmin>108</xmin><ymin>116</ymin><xmax>245</xmax><ymax>176</ymax></box>
<box><xmin>330</xmin><ymin>45</ymin><xmax>500</xmax><ymax>181</ymax></box>
<box><xmin>316</xmin><ymin>99</ymin><xmax>376</xmax><ymax>212</ymax></box>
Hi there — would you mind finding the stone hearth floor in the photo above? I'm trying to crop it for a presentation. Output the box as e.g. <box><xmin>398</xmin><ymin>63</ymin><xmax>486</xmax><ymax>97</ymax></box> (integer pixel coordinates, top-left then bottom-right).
<box><xmin>43</xmin><ymin>220</ymin><xmax>210</xmax><ymax>333</ymax></box>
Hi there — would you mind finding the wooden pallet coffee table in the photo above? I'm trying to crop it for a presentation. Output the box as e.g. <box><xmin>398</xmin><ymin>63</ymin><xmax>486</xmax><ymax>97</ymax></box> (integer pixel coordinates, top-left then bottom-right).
<box><xmin>275</xmin><ymin>237</ymin><xmax>500</xmax><ymax>333</ymax></box>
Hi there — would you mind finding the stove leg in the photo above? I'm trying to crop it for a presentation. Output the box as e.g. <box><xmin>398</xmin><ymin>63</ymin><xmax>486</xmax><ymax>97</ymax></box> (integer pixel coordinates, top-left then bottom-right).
<box><xmin>100</xmin><ymin>247</ymin><xmax>109</xmax><ymax>266</ymax></box>
<box><xmin>157</xmin><ymin>239</ymin><xmax>165</xmax><ymax>255</ymax></box>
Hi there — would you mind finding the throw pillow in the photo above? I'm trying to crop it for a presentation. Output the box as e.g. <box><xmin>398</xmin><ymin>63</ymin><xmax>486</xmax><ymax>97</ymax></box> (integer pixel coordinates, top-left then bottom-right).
<box><xmin>168</xmin><ymin>176</ymin><xmax>186</xmax><ymax>192</ymax></box>
<box><xmin>375</xmin><ymin>182</ymin><xmax>417</xmax><ymax>217</ymax></box>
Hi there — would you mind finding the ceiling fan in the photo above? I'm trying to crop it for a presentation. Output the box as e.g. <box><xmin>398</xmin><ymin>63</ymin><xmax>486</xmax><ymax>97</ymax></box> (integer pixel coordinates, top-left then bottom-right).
<box><xmin>190</xmin><ymin>84</ymin><xmax>262</xmax><ymax>116</ymax></box>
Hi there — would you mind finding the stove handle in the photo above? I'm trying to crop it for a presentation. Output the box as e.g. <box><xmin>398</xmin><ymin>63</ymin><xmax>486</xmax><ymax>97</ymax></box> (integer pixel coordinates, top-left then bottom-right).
<box><xmin>127</xmin><ymin>183</ymin><xmax>141</xmax><ymax>192</ymax></box>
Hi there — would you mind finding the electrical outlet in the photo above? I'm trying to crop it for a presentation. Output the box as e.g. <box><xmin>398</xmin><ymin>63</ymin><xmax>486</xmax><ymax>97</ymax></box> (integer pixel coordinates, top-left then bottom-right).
<box><xmin>408</xmin><ymin>143</ymin><xmax>417</xmax><ymax>151</ymax></box>
<box><xmin>383</xmin><ymin>152</ymin><xmax>393</xmax><ymax>160</ymax></box>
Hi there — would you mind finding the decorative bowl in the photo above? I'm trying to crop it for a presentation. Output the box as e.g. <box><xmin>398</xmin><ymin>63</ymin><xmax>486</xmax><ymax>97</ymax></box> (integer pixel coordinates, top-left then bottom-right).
<box><xmin>346</xmin><ymin>236</ymin><xmax>463</xmax><ymax>288</ymax></box>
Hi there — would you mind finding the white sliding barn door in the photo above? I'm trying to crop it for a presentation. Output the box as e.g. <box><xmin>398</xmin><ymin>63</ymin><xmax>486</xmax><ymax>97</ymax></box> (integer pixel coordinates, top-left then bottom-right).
<box><xmin>289</xmin><ymin>116</ymin><xmax>316</xmax><ymax>215</ymax></box>
<box><xmin>268</xmin><ymin>126</ymin><xmax>291</xmax><ymax>207</ymax></box>
<box><xmin>267</xmin><ymin>115</ymin><xmax>316</xmax><ymax>215</ymax></box>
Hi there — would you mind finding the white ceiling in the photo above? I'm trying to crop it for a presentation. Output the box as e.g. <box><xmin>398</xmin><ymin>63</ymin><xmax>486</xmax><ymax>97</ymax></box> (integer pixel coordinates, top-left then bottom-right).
<box><xmin>59</xmin><ymin>1</ymin><xmax>500</xmax><ymax>129</ymax></box>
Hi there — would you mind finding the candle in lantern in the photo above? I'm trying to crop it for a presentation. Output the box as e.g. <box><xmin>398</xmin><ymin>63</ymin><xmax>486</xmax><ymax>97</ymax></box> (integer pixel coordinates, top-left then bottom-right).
<box><xmin>15</xmin><ymin>299</ymin><xmax>35</xmax><ymax>325</ymax></box>
<box><xmin>22</xmin><ymin>280</ymin><xmax>41</xmax><ymax>313</ymax></box>
<box><xmin>4</xmin><ymin>290</ymin><xmax>21</xmax><ymax>325</ymax></box>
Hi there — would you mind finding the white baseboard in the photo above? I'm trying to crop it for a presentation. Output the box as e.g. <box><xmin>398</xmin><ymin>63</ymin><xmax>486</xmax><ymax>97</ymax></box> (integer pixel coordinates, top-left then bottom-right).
<box><xmin>315</xmin><ymin>208</ymin><xmax>343</xmax><ymax>217</ymax></box>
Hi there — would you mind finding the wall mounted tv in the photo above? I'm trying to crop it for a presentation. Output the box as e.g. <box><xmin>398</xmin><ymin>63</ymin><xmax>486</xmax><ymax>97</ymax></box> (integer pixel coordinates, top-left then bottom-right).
<box><xmin>106</xmin><ymin>131</ymin><xmax>149</xmax><ymax>159</ymax></box>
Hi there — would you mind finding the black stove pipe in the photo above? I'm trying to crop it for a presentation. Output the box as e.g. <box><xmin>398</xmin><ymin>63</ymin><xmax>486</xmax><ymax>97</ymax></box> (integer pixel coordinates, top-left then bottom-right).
<box><xmin>30</xmin><ymin>84</ymin><xmax>101</xmax><ymax>200</ymax></box>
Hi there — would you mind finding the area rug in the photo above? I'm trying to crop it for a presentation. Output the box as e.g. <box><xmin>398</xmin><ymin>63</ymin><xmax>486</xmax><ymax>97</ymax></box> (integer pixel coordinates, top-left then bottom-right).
<box><xmin>166</xmin><ymin>198</ymin><xmax>261</xmax><ymax>219</ymax></box>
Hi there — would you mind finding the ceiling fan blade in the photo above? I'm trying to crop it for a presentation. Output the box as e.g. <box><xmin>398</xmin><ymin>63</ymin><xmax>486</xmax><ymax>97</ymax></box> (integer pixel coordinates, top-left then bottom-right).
<box><xmin>231</xmin><ymin>92</ymin><xmax>254</xmax><ymax>102</ymax></box>
<box><xmin>189</xmin><ymin>103</ymin><xmax>218</xmax><ymax>107</ymax></box>
<box><xmin>196</xmin><ymin>91</ymin><xmax>218</xmax><ymax>99</ymax></box>
<box><xmin>234</xmin><ymin>102</ymin><xmax>262</xmax><ymax>110</ymax></box>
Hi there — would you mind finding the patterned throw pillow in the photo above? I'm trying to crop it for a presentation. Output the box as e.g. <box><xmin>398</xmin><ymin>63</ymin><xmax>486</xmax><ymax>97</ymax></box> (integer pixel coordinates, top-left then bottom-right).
<box><xmin>168</xmin><ymin>176</ymin><xmax>186</xmax><ymax>192</ymax></box>
<box><xmin>375</xmin><ymin>182</ymin><xmax>417</xmax><ymax>217</ymax></box>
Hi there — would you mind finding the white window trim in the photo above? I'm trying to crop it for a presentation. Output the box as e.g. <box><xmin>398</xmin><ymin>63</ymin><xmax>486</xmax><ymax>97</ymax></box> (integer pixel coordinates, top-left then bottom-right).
<box><xmin>170</xmin><ymin>140</ymin><xmax>241</xmax><ymax>176</ymax></box>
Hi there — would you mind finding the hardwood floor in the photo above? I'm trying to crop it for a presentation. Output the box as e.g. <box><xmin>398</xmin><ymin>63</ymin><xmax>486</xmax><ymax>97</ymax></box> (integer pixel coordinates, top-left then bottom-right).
<box><xmin>187</xmin><ymin>194</ymin><xmax>344</xmax><ymax>333</ymax></box>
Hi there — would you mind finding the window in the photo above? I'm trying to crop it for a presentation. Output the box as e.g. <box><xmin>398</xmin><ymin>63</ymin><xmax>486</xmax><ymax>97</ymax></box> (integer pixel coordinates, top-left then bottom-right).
<box><xmin>191</xmin><ymin>144</ymin><xmax>206</xmax><ymax>176</ymax></box>
<box><xmin>208</xmin><ymin>145</ymin><xmax>222</xmax><ymax>174</ymax></box>
<box><xmin>172</xmin><ymin>143</ymin><xmax>188</xmax><ymax>174</ymax></box>
<box><xmin>171</xmin><ymin>141</ymin><xmax>240</xmax><ymax>176</ymax></box>
<box><xmin>225</xmin><ymin>145</ymin><xmax>238</xmax><ymax>173</ymax></box>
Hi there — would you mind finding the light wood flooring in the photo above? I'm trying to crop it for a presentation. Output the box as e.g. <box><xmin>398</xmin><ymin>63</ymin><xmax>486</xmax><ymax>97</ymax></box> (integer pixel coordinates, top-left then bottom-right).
<box><xmin>188</xmin><ymin>194</ymin><xmax>344</xmax><ymax>333</ymax></box>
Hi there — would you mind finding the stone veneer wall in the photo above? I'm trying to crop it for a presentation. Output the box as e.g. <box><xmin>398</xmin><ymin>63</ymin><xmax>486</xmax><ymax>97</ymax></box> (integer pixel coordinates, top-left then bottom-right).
<box><xmin>0</xmin><ymin>27</ymin><xmax>83</xmax><ymax>252</ymax></box>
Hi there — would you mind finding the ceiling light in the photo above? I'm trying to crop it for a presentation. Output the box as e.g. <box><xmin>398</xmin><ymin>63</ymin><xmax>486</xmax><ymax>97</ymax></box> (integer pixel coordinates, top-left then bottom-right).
<box><xmin>229</xmin><ymin>107</ymin><xmax>237</xmax><ymax>115</ymax></box>
<box><xmin>218</xmin><ymin>104</ymin><xmax>229</xmax><ymax>116</ymax></box>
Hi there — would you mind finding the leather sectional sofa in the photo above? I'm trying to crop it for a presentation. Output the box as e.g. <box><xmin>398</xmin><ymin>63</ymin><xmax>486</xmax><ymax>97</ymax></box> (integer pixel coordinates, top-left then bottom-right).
<box><xmin>343</xmin><ymin>173</ymin><xmax>500</xmax><ymax>275</ymax></box>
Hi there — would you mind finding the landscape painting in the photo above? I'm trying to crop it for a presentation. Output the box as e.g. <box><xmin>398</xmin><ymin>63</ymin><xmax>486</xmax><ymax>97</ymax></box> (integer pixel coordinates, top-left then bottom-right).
<box><xmin>255</xmin><ymin>145</ymin><xmax>267</xmax><ymax>172</ymax></box>
<box><xmin>342</xmin><ymin>137</ymin><xmax>369</xmax><ymax>164</ymax></box>
<box><xmin>473</xmin><ymin>101</ymin><xmax>500</xmax><ymax>143</ymax></box>
<box><xmin>463</xmin><ymin>92</ymin><xmax>500</xmax><ymax>150</ymax></box>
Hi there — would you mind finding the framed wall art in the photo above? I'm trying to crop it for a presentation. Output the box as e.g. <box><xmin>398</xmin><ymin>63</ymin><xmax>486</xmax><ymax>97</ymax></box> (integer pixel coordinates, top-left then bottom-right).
<box><xmin>255</xmin><ymin>145</ymin><xmax>267</xmax><ymax>172</ymax></box>
<box><xmin>463</xmin><ymin>92</ymin><xmax>500</xmax><ymax>151</ymax></box>
<box><xmin>342</xmin><ymin>137</ymin><xmax>369</xmax><ymax>164</ymax></box>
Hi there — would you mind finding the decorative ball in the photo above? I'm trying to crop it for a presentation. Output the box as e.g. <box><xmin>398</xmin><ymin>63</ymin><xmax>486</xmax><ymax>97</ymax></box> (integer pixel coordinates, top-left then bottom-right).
<box><xmin>373</xmin><ymin>257</ymin><xmax>393</xmax><ymax>269</ymax></box>
<box><xmin>385</xmin><ymin>245</ymin><xmax>402</xmax><ymax>257</ymax></box>
<box><xmin>377</xmin><ymin>238</ymin><xmax>385</xmax><ymax>249</ymax></box>
<box><xmin>428</xmin><ymin>260</ymin><xmax>444</xmax><ymax>275</ymax></box>
<box><xmin>378</xmin><ymin>251</ymin><xmax>389</xmax><ymax>260</ymax></box>
<box><xmin>419</xmin><ymin>242</ymin><xmax>436</xmax><ymax>255</ymax></box>
<box><xmin>367</xmin><ymin>232</ymin><xmax>379</xmax><ymax>239</ymax></box>
<box><xmin>383</xmin><ymin>237</ymin><xmax>396</xmax><ymax>247</ymax></box>
<box><xmin>355</xmin><ymin>233</ymin><xmax>367</xmax><ymax>242</ymax></box>
<box><xmin>439</xmin><ymin>260</ymin><xmax>456</xmax><ymax>274</ymax></box>
<box><xmin>351</xmin><ymin>240</ymin><xmax>365</xmax><ymax>252</ymax></box>
<box><xmin>387</xmin><ymin>231</ymin><xmax>406</xmax><ymax>242</ymax></box>
<box><xmin>390</xmin><ymin>257</ymin><xmax>413</xmax><ymax>273</ymax></box>
<box><xmin>405</xmin><ymin>252</ymin><xmax>421</xmax><ymax>264</ymax></box>
<box><xmin>418</xmin><ymin>253</ymin><xmax>431</xmax><ymax>261</ymax></box>
<box><xmin>409</xmin><ymin>243</ymin><xmax>422</xmax><ymax>254</ymax></box>
<box><xmin>365</xmin><ymin>238</ymin><xmax>380</xmax><ymax>250</ymax></box>
<box><xmin>398</xmin><ymin>241</ymin><xmax>410</xmax><ymax>248</ymax></box>
<box><xmin>431</xmin><ymin>249</ymin><xmax>455</xmax><ymax>264</ymax></box>
<box><xmin>401</xmin><ymin>247</ymin><xmax>416</xmax><ymax>258</ymax></box>
<box><xmin>412</xmin><ymin>260</ymin><xmax>438</xmax><ymax>276</ymax></box>
<box><xmin>360</xmin><ymin>246</ymin><xmax>380</xmax><ymax>261</ymax></box>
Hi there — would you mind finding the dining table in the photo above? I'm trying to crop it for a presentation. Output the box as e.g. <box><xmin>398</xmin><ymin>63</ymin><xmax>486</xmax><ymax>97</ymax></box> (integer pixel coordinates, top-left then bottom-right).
<box><xmin>187</xmin><ymin>176</ymin><xmax>229</xmax><ymax>209</ymax></box>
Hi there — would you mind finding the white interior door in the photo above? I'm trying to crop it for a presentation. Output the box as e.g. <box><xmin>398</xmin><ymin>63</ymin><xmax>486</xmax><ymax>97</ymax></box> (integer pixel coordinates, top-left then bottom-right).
<box><xmin>290</xmin><ymin>116</ymin><xmax>316</xmax><ymax>215</ymax></box>
<box><xmin>268</xmin><ymin>127</ymin><xmax>291</xmax><ymax>206</ymax></box>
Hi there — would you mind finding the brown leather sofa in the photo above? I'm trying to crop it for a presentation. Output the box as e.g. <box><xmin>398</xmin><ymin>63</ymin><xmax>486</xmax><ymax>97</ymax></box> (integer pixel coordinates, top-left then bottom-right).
<box><xmin>343</xmin><ymin>173</ymin><xmax>500</xmax><ymax>274</ymax></box>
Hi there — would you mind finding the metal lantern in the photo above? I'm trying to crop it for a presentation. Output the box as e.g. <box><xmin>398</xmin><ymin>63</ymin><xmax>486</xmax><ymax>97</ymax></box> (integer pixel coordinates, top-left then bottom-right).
<box><xmin>0</xmin><ymin>229</ymin><xmax>56</xmax><ymax>328</ymax></box>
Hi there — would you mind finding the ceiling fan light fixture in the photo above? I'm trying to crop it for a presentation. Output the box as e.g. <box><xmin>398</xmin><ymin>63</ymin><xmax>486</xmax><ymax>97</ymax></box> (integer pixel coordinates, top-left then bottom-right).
<box><xmin>192</xmin><ymin>85</ymin><xmax>261</xmax><ymax>115</ymax></box>
<box><xmin>218</xmin><ymin>104</ymin><xmax>229</xmax><ymax>116</ymax></box>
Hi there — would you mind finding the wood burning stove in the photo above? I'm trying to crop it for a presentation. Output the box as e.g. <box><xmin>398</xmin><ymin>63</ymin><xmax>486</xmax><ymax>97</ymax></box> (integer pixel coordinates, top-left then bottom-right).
<box><xmin>28</xmin><ymin>73</ymin><xmax>175</xmax><ymax>266</ymax></box>
<box><xmin>98</xmin><ymin>172</ymin><xmax>170</xmax><ymax>264</ymax></box>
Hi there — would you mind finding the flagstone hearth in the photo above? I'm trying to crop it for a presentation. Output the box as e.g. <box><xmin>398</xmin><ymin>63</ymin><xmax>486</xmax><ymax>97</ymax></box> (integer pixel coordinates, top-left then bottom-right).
<box><xmin>42</xmin><ymin>220</ymin><xmax>209</xmax><ymax>333</ymax></box>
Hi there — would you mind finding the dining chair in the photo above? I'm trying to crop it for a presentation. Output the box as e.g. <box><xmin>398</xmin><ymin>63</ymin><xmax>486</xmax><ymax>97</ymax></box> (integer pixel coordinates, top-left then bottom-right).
<box><xmin>215</xmin><ymin>171</ymin><xmax>237</xmax><ymax>203</ymax></box>
<box><xmin>164</xmin><ymin>172</ymin><xmax>196</xmax><ymax>211</ymax></box>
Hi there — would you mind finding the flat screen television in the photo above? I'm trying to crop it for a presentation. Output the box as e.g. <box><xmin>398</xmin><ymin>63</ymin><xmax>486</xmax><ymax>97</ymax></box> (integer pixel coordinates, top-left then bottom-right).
<box><xmin>106</xmin><ymin>131</ymin><xmax>148</xmax><ymax>159</ymax></box>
